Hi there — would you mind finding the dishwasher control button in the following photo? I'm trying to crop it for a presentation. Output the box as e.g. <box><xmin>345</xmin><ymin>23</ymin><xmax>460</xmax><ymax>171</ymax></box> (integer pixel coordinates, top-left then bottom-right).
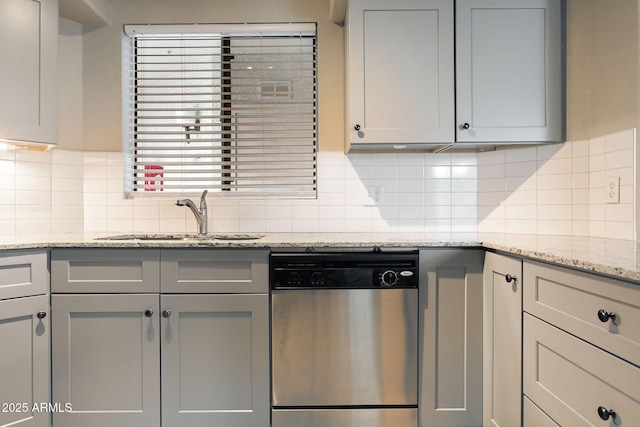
<box><xmin>381</xmin><ymin>270</ymin><xmax>399</xmax><ymax>286</ymax></box>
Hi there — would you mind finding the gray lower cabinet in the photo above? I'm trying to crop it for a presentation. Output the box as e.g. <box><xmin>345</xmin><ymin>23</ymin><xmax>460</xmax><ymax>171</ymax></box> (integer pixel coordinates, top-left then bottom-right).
<box><xmin>51</xmin><ymin>248</ymin><xmax>270</xmax><ymax>427</ymax></box>
<box><xmin>0</xmin><ymin>250</ymin><xmax>50</xmax><ymax>427</ymax></box>
<box><xmin>483</xmin><ymin>251</ymin><xmax>523</xmax><ymax>427</ymax></box>
<box><xmin>0</xmin><ymin>295</ymin><xmax>50</xmax><ymax>427</ymax></box>
<box><xmin>161</xmin><ymin>294</ymin><xmax>269</xmax><ymax>427</ymax></box>
<box><xmin>523</xmin><ymin>260</ymin><xmax>640</xmax><ymax>425</ymax></box>
<box><xmin>51</xmin><ymin>294</ymin><xmax>161</xmax><ymax>427</ymax></box>
<box><xmin>419</xmin><ymin>249</ymin><xmax>483</xmax><ymax>427</ymax></box>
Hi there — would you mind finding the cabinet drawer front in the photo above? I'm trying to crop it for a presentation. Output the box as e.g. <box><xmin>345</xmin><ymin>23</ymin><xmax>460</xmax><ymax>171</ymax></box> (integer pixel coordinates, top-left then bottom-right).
<box><xmin>0</xmin><ymin>251</ymin><xmax>48</xmax><ymax>300</ymax></box>
<box><xmin>524</xmin><ymin>260</ymin><xmax>640</xmax><ymax>366</ymax></box>
<box><xmin>524</xmin><ymin>397</ymin><xmax>558</xmax><ymax>427</ymax></box>
<box><xmin>524</xmin><ymin>314</ymin><xmax>640</xmax><ymax>427</ymax></box>
<box><xmin>160</xmin><ymin>249</ymin><xmax>268</xmax><ymax>293</ymax></box>
<box><xmin>51</xmin><ymin>249</ymin><xmax>160</xmax><ymax>293</ymax></box>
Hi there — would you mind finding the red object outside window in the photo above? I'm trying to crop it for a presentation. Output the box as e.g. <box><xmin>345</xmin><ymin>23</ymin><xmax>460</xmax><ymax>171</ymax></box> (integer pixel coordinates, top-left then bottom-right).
<box><xmin>144</xmin><ymin>165</ymin><xmax>164</xmax><ymax>191</ymax></box>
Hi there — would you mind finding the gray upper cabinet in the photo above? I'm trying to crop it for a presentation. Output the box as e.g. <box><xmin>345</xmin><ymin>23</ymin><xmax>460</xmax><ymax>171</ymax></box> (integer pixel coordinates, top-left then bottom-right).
<box><xmin>345</xmin><ymin>0</ymin><xmax>562</xmax><ymax>151</ymax></box>
<box><xmin>0</xmin><ymin>0</ymin><xmax>58</xmax><ymax>146</ymax></box>
<box><xmin>456</xmin><ymin>0</ymin><xmax>562</xmax><ymax>145</ymax></box>
<box><xmin>345</xmin><ymin>0</ymin><xmax>455</xmax><ymax>150</ymax></box>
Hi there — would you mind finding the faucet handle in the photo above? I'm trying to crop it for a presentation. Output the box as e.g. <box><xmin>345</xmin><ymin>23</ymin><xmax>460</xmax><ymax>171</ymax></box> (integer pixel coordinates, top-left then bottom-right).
<box><xmin>200</xmin><ymin>190</ymin><xmax>208</xmax><ymax>209</ymax></box>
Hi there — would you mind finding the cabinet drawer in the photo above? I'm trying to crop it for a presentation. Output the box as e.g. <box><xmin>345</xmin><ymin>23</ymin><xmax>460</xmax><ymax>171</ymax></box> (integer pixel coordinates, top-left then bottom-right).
<box><xmin>524</xmin><ymin>397</ymin><xmax>558</xmax><ymax>427</ymax></box>
<box><xmin>160</xmin><ymin>249</ymin><xmax>268</xmax><ymax>293</ymax></box>
<box><xmin>51</xmin><ymin>249</ymin><xmax>160</xmax><ymax>293</ymax></box>
<box><xmin>524</xmin><ymin>260</ymin><xmax>640</xmax><ymax>367</ymax></box>
<box><xmin>0</xmin><ymin>251</ymin><xmax>48</xmax><ymax>300</ymax></box>
<box><xmin>524</xmin><ymin>314</ymin><xmax>640</xmax><ymax>427</ymax></box>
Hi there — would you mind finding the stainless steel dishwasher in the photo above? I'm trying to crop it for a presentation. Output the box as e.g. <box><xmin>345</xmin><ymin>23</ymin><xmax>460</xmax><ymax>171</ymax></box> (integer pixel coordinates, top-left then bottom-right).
<box><xmin>271</xmin><ymin>249</ymin><xmax>419</xmax><ymax>427</ymax></box>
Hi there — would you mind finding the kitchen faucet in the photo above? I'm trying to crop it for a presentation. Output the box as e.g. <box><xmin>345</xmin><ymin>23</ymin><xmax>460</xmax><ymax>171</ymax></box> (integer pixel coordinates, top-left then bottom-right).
<box><xmin>175</xmin><ymin>190</ymin><xmax>208</xmax><ymax>235</ymax></box>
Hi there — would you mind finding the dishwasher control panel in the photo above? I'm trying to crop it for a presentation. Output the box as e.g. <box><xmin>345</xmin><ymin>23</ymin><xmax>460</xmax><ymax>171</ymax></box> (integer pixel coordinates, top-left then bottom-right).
<box><xmin>271</xmin><ymin>250</ymin><xmax>418</xmax><ymax>289</ymax></box>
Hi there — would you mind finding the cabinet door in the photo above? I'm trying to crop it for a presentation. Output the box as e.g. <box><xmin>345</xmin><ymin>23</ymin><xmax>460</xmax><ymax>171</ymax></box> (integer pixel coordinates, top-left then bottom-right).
<box><xmin>0</xmin><ymin>0</ymin><xmax>57</xmax><ymax>145</ymax></box>
<box><xmin>456</xmin><ymin>0</ymin><xmax>562</xmax><ymax>143</ymax></box>
<box><xmin>51</xmin><ymin>294</ymin><xmax>160</xmax><ymax>427</ymax></box>
<box><xmin>0</xmin><ymin>295</ymin><xmax>49</xmax><ymax>427</ymax></box>
<box><xmin>346</xmin><ymin>0</ymin><xmax>454</xmax><ymax>147</ymax></box>
<box><xmin>419</xmin><ymin>249</ymin><xmax>483</xmax><ymax>426</ymax></box>
<box><xmin>483</xmin><ymin>252</ymin><xmax>523</xmax><ymax>427</ymax></box>
<box><xmin>161</xmin><ymin>294</ymin><xmax>269</xmax><ymax>427</ymax></box>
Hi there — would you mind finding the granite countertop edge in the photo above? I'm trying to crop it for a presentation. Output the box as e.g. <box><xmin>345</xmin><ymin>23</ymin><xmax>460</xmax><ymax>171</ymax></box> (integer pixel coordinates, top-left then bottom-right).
<box><xmin>1</xmin><ymin>232</ymin><xmax>638</xmax><ymax>283</ymax></box>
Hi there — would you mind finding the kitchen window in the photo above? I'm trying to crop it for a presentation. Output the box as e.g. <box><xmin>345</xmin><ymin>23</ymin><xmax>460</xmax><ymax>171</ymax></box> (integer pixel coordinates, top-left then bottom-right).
<box><xmin>122</xmin><ymin>23</ymin><xmax>317</xmax><ymax>197</ymax></box>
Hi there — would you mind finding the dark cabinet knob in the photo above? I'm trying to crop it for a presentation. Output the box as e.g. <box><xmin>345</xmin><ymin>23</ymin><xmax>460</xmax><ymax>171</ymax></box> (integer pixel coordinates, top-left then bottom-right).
<box><xmin>354</xmin><ymin>124</ymin><xmax>361</xmax><ymax>131</ymax></box>
<box><xmin>37</xmin><ymin>311</ymin><xmax>47</xmax><ymax>319</ymax></box>
<box><xmin>162</xmin><ymin>310</ymin><xmax>172</xmax><ymax>318</ymax></box>
<box><xmin>597</xmin><ymin>406</ymin><xmax>616</xmax><ymax>421</ymax></box>
<box><xmin>505</xmin><ymin>274</ymin><xmax>516</xmax><ymax>284</ymax></box>
<box><xmin>597</xmin><ymin>309</ymin><xmax>616</xmax><ymax>323</ymax></box>
<box><xmin>144</xmin><ymin>309</ymin><xmax>154</xmax><ymax>318</ymax></box>
<box><xmin>461</xmin><ymin>123</ymin><xmax>470</xmax><ymax>130</ymax></box>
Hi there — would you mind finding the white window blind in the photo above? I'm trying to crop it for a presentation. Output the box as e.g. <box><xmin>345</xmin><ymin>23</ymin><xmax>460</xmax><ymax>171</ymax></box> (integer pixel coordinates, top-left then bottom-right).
<box><xmin>122</xmin><ymin>23</ymin><xmax>317</xmax><ymax>197</ymax></box>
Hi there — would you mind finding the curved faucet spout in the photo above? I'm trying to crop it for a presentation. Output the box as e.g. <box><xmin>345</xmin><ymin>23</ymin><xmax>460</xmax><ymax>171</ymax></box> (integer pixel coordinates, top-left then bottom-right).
<box><xmin>175</xmin><ymin>190</ymin><xmax>208</xmax><ymax>234</ymax></box>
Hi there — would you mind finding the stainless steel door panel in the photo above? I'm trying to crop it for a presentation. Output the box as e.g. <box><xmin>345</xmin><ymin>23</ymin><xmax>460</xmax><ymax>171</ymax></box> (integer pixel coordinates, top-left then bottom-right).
<box><xmin>272</xmin><ymin>408</ymin><xmax>418</xmax><ymax>427</ymax></box>
<box><xmin>272</xmin><ymin>289</ymin><xmax>418</xmax><ymax>406</ymax></box>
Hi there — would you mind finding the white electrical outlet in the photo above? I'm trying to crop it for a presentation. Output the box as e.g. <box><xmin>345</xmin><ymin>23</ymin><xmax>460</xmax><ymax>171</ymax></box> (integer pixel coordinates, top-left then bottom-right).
<box><xmin>607</xmin><ymin>176</ymin><xmax>620</xmax><ymax>204</ymax></box>
<box><xmin>366</xmin><ymin>186</ymin><xmax>384</xmax><ymax>205</ymax></box>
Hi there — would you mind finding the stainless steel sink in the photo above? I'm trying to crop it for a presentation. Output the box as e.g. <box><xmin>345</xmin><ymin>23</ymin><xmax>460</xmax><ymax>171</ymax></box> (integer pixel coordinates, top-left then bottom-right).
<box><xmin>210</xmin><ymin>233</ymin><xmax>265</xmax><ymax>241</ymax></box>
<box><xmin>97</xmin><ymin>233</ymin><xmax>265</xmax><ymax>241</ymax></box>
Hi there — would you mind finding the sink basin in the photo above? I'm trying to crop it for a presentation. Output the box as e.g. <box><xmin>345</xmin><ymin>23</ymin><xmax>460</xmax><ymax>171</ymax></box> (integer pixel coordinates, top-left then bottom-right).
<box><xmin>97</xmin><ymin>234</ymin><xmax>198</xmax><ymax>241</ymax></box>
<box><xmin>97</xmin><ymin>233</ymin><xmax>265</xmax><ymax>241</ymax></box>
<box><xmin>210</xmin><ymin>233</ymin><xmax>265</xmax><ymax>241</ymax></box>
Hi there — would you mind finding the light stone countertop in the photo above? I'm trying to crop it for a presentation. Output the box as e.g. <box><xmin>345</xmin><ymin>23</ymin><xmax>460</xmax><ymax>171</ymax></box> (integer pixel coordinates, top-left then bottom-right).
<box><xmin>1</xmin><ymin>232</ymin><xmax>639</xmax><ymax>283</ymax></box>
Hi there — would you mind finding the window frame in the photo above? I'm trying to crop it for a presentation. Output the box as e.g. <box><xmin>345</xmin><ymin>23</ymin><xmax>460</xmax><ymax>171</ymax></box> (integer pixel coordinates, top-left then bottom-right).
<box><xmin>121</xmin><ymin>23</ymin><xmax>318</xmax><ymax>198</ymax></box>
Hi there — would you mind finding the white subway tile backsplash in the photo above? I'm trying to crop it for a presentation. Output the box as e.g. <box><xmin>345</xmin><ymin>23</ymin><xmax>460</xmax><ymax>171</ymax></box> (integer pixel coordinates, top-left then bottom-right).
<box><xmin>1</xmin><ymin>126</ymin><xmax>637</xmax><ymax>240</ymax></box>
<box><xmin>478</xmin><ymin>130</ymin><xmax>637</xmax><ymax>239</ymax></box>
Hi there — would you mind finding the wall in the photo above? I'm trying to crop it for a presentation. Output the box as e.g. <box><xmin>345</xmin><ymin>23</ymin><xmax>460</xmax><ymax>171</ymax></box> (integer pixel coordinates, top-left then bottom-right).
<box><xmin>75</xmin><ymin>0</ymin><xmax>344</xmax><ymax>152</ymax></box>
<box><xmin>565</xmin><ymin>0</ymin><xmax>639</xmax><ymax>141</ymax></box>
<box><xmin>3</xmin><ymin>0</ymin><xmax>639</xmax><ymax>242</ymax></box>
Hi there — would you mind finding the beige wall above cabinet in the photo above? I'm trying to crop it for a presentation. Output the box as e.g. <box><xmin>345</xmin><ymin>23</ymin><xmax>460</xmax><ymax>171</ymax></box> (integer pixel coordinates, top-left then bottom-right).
<box><xmin>345</xmin><ymin>0</ymin><xmax>563</xmax><ymax>152</ymax></box>
<box><xmin>59</xmin><ymin>0</ymin><xmax>111</xmax><ymax>26</ymax></box>
<box><xmin>0</xmin><ymin>0</ymin><xmax>58</xmax><ymax>148</ymax></box>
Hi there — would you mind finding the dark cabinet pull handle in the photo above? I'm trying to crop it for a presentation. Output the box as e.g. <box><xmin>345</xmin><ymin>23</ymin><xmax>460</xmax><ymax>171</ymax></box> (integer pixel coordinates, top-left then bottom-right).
<box><xmin>505</xmin><ymin>274</ymin><xmax>516</xmax><ymax>284</ymax></box>
<box><xmin>354</xmin><ymin>124</ymin><xmax>361</xmax><ymax>131</ymax></box>
<box><xmin>144</xmin><ymin>309</ymin><xmax>154</xmax><ymax>318</ymax></box>
<box><xmin>37</xmin><ymin>311</ymin><xmax>47</xmax><ymax>319</ymax></box>
<box><xmin>597</xmin><ymin>406</ymin><xmax>616</xmax><ymax>421</ymax></box>
<box><xmin>597</xmin><ymin>309</ymin><xmax>616</xmax><ymax>323</ymax></box>
<box><xmin>162</xmin><ymin>310</ymin><xmax>172</xmax><ymax>318</ymax></box>
<box><xmin>462</xmin><ymin>123</ymin><xmax>470</xmax><ymax>129</ymax></box>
